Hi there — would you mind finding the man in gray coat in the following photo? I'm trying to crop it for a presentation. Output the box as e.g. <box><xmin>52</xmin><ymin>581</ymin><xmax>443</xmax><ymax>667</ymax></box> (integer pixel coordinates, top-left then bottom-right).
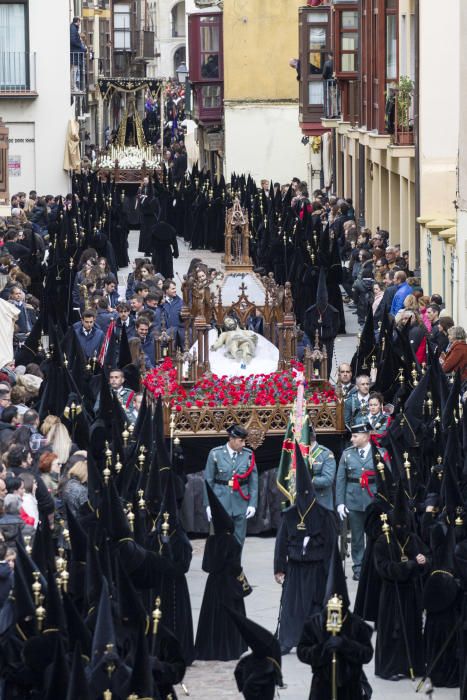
<box><xmin>344</xmin><ymin>375</ymin><xmax>371</xmax><ymax>428</ymax></box>
<box><xmin>336</xmin><ymin>423</ymin><xmax>376</xmax><ymax>581</ymax></box>
<box><xmin>204</xmin><ymin>424</ymin><xmax>258</xmax><ymax>548</ymax></box>
<box><xmin>308</xmin><ymin>425</ymin><xmax>336</xmax><ymax>511</ymax></box>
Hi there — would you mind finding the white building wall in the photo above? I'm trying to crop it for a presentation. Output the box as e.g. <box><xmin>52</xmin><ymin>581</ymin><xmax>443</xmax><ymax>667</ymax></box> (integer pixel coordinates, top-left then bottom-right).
<box><xmin>457</xmin><ymin>2</ymin><xmax>467</xmax><ymax>328</ymax></box>
<box><xmin>1</xmin><ymin>0</ymin><xmax>73</xmax><ymax>195</ymax></box>
<box><xmin>150</xmin><ymin>0</ymin><xmax>186</xmax><ymax>79</ymax></box>
<box><xmin>224</xmin><ymin>103</ymin><xmax>308</xmax><ymax>183</ymax></box>
<box><xmin>419</xmin><ymin>0</ymin><xmax>459</xmax><ymax>219</ymax></box>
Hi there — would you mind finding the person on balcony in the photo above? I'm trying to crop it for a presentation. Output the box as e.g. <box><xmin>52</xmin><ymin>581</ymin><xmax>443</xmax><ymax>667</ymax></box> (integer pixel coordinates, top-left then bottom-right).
<box><xmin>322</xmin><ymin>52</ymin><xmax>336</xmax><ymax>118</ymax></box>
<box><xmin>70</xmin><ymin>17</ymin><xmax>87</xmax><ymax>92</ymax></box>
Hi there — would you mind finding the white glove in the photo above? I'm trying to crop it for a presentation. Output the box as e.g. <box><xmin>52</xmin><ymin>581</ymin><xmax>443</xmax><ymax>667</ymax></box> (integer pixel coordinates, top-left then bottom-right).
<box><xmin>246</xmin><ymin>506</ymin><xmax>256</xmax><ymax>519</ymax></box>
<box><xmin>337</xmin><ymin>504</ymin><xmax>349</xmax><ymax>521</ymax></box>
<box><xmin>206</xmin><ymin>506</ymin><xmax>212</xmax><ymax>522</ymax></box>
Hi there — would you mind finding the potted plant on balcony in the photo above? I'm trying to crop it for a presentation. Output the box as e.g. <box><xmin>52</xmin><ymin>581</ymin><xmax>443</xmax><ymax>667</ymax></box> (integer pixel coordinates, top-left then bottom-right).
<box><xmin>396</xmin><ymin>75</ymin><xmax>414</xmax><ymax>145</ymax></box>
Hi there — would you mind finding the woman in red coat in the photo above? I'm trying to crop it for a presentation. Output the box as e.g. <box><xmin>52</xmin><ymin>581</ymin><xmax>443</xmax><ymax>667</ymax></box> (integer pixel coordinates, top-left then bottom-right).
<box><xmin>440</xmin><ymin>326</ymin><xmax>467</xmax><ymax>382</ymax></box>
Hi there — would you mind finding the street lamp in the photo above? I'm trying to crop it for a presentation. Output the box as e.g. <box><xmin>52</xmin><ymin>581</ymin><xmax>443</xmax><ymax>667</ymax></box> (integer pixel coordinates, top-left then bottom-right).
<box><xmin>176</xmin><ymin>63</ymin><xmax>189</xmax><ymax>84</ymax></box>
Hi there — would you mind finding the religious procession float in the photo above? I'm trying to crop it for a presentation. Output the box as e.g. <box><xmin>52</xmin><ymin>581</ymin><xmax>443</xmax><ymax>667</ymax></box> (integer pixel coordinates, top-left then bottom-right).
<box><xmin>94</xmin><ymin>77</ymin><xmax>166</xmax><ymax>183</ymax></box>
<box><xmin>142</xmin><ymin>199</ymin><xmax>345</xmax><ymax>457</ymax></box>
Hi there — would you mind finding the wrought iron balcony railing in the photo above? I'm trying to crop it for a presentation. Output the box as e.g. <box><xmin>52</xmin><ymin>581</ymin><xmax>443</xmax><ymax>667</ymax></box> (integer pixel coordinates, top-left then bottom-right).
<box><xmin>70</xmin><ymin>51</ymin><xmax>88</xmax><ymax>95</ymax></box>
<box><xmin>0</xmin><ymin>52</ymin><xmax>37</xmax><ymax>95</ymax></box>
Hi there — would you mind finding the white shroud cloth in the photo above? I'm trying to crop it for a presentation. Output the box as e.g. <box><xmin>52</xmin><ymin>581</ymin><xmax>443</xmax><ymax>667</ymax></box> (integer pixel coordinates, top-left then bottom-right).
<box><xmin>186</xmin><ymin>328</ymin><xmax>279</xmax><ymax>378</ymax></box>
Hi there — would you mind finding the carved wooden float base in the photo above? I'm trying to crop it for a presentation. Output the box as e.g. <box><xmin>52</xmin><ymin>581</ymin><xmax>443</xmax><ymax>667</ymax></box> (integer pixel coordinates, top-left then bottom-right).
<box><xmin>164</xmin><ymin>402</ymin><xmax>345</xmax><ymax>449</ymax></box>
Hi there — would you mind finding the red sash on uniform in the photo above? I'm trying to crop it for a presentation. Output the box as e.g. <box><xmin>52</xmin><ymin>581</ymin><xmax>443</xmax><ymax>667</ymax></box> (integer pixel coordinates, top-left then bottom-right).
<box><xmin>360</xmin><ymin>470</ymin><xmax>376</xmax><ymax>498</ymax></box>
<box><xmin>232</xmin><ymin>453</ymin><xmax>256</xmax><ymax>501</ymax></box>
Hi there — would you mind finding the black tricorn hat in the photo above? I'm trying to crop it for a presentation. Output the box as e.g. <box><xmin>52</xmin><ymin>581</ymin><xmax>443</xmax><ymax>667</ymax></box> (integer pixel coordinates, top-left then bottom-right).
<box><xmin>206</xmin><ymin>481</ymin><xmax>234</xmax><ymax>534</ymax></box>
<box><xmin>351</xmin><ymin>422</ymin><xmax>372</xmax><ymax>434</ymax></box>
<box><xmin>227</xmin><ymin>424</ymin><xmax>248</xmax><ymax>439</ymax></box>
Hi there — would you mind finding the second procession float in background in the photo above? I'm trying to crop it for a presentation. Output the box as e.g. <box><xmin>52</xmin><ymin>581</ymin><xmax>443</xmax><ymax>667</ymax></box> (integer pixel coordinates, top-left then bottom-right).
<box><xmin>143</xmin><ymin>198</ymin><xmax>345</xmax><ymax>534</ymax></box>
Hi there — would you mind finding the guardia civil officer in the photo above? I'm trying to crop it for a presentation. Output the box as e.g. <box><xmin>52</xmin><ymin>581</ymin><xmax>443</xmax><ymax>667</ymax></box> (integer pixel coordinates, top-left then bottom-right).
<box><xmin>204</xmin><ymin>424</ymin><xmax>258</xmax><ymax>547</ymax></box>
<box><xmin>308</xmin><ymin>424</ymin><xmax>336</xmax><ymax>511</ymax></box>
<box><xmin>336</xmin><ymin>423</ymin><xmax>377</xmax><ymax>581</ymax></box>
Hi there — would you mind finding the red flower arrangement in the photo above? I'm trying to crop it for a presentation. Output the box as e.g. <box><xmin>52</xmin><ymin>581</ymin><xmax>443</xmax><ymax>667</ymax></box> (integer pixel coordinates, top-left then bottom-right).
<box><xmin>143</xmin><ymin>358</ymin><xmax>337</xmax><ymax>410</ymax></box>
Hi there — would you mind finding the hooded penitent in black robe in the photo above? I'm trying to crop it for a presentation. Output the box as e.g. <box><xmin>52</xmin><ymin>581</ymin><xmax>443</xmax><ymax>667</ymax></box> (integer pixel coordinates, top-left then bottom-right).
<box><xmin>354</xmin><ymin>458</ymin><xmax>395</xmax><ymax>623</ymax></box>
<box><xmin>298</xmin><ymin>613</ymin><xmax>373</xmax><ymax>700</ymax></box>
<box><xmin>228</xmin><ymin>608</ymin><xmax>283</xmax><ymax>700</ymax></box>
<box><xmin>194</xmin><ymin>484</ymin><xmax>247</xmax><ymax>661</ymax></box>
<box><xmin>144</xmin><ymin>526</ymin><xmax>194</xmax><ymax>666</ymax></box>
<box><xmin>194</xmin><ymin>532</ymin><xmax>247</xmax><ymax>661</ymax></box>
<box><xmin>151</xmin><ymin>221</ymin><xmax>179</xmax><ymax>279</ymax></box>
<box><xmin>297</xmin><ymin>541</ymin><xmax>373</xmax><ymax>700</ymax></box>
<box><xmin>422</xmin><ymin>522</ymin><xmax>460</xmax><ymax>688</ymax></box>
<box><xmin>373</xmin><ymin>528</ymin><xmax>429</xmax><ymax>679</ymax></box>
<box><xmin>455</xmin><ymin>538</ymin><xmax>467</xmax><ymax>700</ymax></box>
<box><xmin>274</xmin><ymin>445</ymin><xmax>337</xmax><ymax>653</ymax></box>
<box><xmin>151</xmin><ymin>622</ymin><xmax>186</xmax><ymax>700</ymax></box>
<box><xmin>138</xmin><ymin>188</ymin><xmax>160</xmax><ymax>254</ymax></box>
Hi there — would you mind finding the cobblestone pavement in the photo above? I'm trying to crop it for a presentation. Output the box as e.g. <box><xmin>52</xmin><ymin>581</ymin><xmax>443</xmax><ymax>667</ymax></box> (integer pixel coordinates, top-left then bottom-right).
<box><xmin>183</xmin><ymin>537</ymin><xmax>457</xmax><ymax>700</ymax></box>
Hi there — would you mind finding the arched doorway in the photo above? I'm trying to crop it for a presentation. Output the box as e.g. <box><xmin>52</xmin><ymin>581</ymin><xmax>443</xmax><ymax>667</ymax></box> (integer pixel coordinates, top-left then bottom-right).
<box><xmin>173</xmin><ymin>46</ymin><xmax>186</xmax><ymax>77</ymax></box>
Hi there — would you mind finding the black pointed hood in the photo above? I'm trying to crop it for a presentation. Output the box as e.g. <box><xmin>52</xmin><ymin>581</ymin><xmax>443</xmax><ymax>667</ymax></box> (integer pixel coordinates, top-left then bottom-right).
<box><xmin>423</xmin><ymin>524</ymin><xmax>459</xmax><ymax>613</ymax></box>
<box><xmin>155</xmin><ymin>395</ymin><xmax>172</xmax><ymax>469</ymax></box>
<box><xmin>440</xmin><ymin>430</ymin><xmax>464</xmax><ymax>518</ymax></box>
<box><xmin>115</xmin><ymin>555</ymin><xmax>147</xmax><ymax>629</ymax></box>
<box><xmin>159</xmin><ymin>468</ymin><xmax>179</xmax><ymax>533</ymax></box>
<box><xmin>144</xmin><ymin>445</ymin><xmax>162</xmax><ymax>515</ymax></box>
<box><xmin>44</xmin><ymin>570</ymin><xmax>66</xmax><ymax>633</ymax></box>
<box><xmin>315</xmin><ymin>267</ymin><xmax>328</xmax><ymax>312</ymax></box>
<box><xmin>351</xmin><ymin>306</ymin><xmax>376</xmax><ymax>376</ymax></box>
<box><xmin>62</xmin><ymin>591</ymin><xmax>92</xmax><ymax>658</ymax></box>
<box><xmin>31</xmin><ymin>521</ymin><xmax>56</xmax><ymax>576</ymax></box>
<box><xmin>66</xmin><ymin>643</ymin><xmax>91</xmax><ymax>700</ymax></box>
<box><xmin>65</xmin><ymin>503</ymin><xmax>87</xmax><ymax>563</ymax></box>
<box><xmin>126</xmin><ymin>622</ymin><xmax>154</xmax><ymax>699</ymax></box>
<box><xmin>43</xmin><ymin>637</ymin><xmax>70</xmax><ymax>700</ymax></box>
<box><xmin>90</xmin><ymin>577</ymin><xmax>117</xmax><ymax>667</ymax></box>
<box><xmin>85</xmin><ymin>536</ymin><xmax>103</xmax><ymax>613</ymax></box>
<box><xmin>206</xmin><ymin>481</ymin><xmax>234</xmax><ymax>534</ymax></box>
<box><xmin>227</xmin><ymin>608</ymin><xmax>281</xmax><ymax>665</ymax></box>
<box><xmin>391</xmin><ymin>479</ymin><xmax>412</xmax><ymax>531</ymax></box>
<box><xmin>294</xmin><ymin>441</ymin><xmax>317</xmax><ymax>514</ymax></box>
<box><xmin>101</xmin><ymin>478</ymin><xmax>132</xmax><ymax>541</ymax></box>
<box><xmin>441</xmin><ymin>370</ymin><xmax>462</xmax><ymax>432</ymax></box>
<box><xmin>324</xmin><ymin>539</ymin><xmax>350</xmax><ymax>612</ymax></box>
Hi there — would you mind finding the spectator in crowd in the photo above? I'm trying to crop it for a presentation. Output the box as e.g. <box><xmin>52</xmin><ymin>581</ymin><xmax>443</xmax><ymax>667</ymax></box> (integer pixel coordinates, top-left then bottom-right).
<box><xmin>440</xmin><ymin>326</ymin><xmax>467</xmax><ymax>383</ymax></box>
<box><xmin>390</xmin><ymin>271</ymin><xmax>412</xmax><ymax>316</ymax></box>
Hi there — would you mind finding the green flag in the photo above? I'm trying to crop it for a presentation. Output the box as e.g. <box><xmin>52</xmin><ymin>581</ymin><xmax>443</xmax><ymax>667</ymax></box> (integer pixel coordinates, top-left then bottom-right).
<box><xmin>276</xmin><ymin>413</ymin><xmax>310</xmax><ymax>504</ymax></box>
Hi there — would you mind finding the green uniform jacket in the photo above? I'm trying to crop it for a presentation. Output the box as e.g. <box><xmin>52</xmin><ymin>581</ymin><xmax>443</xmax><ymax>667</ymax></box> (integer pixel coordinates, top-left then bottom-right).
<box><xmin>335</xmin><ymin>446</ymin><xmax>376</xmax><ymax>512</ymax></box>
<box><xmin>344</xmin><ymin>392</ymin><xmax>370</xmax><ymax>428</ymax></box>
<box><xmin>203</xmin><ymin>445</ymin><xmax>258</xmax><ymax>517</ymax></box>
<box><xmin>308</xmin><ymin>443</ymin><xmax>336</xmax><ymax>511</ymax></box>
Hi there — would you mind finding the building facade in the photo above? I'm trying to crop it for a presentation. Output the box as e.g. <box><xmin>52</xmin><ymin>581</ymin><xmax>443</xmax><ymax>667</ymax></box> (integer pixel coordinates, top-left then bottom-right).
<box><xmin>222</xmin><ymin>0</ymin><xmax>307</xmax><ymax>183</ymax></box>
<box><xmin>0</xmin><ymin>0</ymin><xmax>74</xmax><ymax>196</ymax></box>
<box><xmin>458</xmin><ymin>5</ymin><xmax>467</xmax><ymax>327</ymax></box>
<box><xmin>186</xmin><ymin>0</ymin><xmax>222</xmax><ymax>174</ymax></box>
<box><xmin>417</xmin><ymin>0</ymin><xmax>459</xmax><ymax>318</ymax></box>
<box><xmin>300</xmin><ymin>0</ymin><xmax>416</xmax><ymax>266</ymax></box>
<box><xmin>147</xmin><ymin>0</ymin><xmax>186</xmax><ymax>79</ymax></box>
